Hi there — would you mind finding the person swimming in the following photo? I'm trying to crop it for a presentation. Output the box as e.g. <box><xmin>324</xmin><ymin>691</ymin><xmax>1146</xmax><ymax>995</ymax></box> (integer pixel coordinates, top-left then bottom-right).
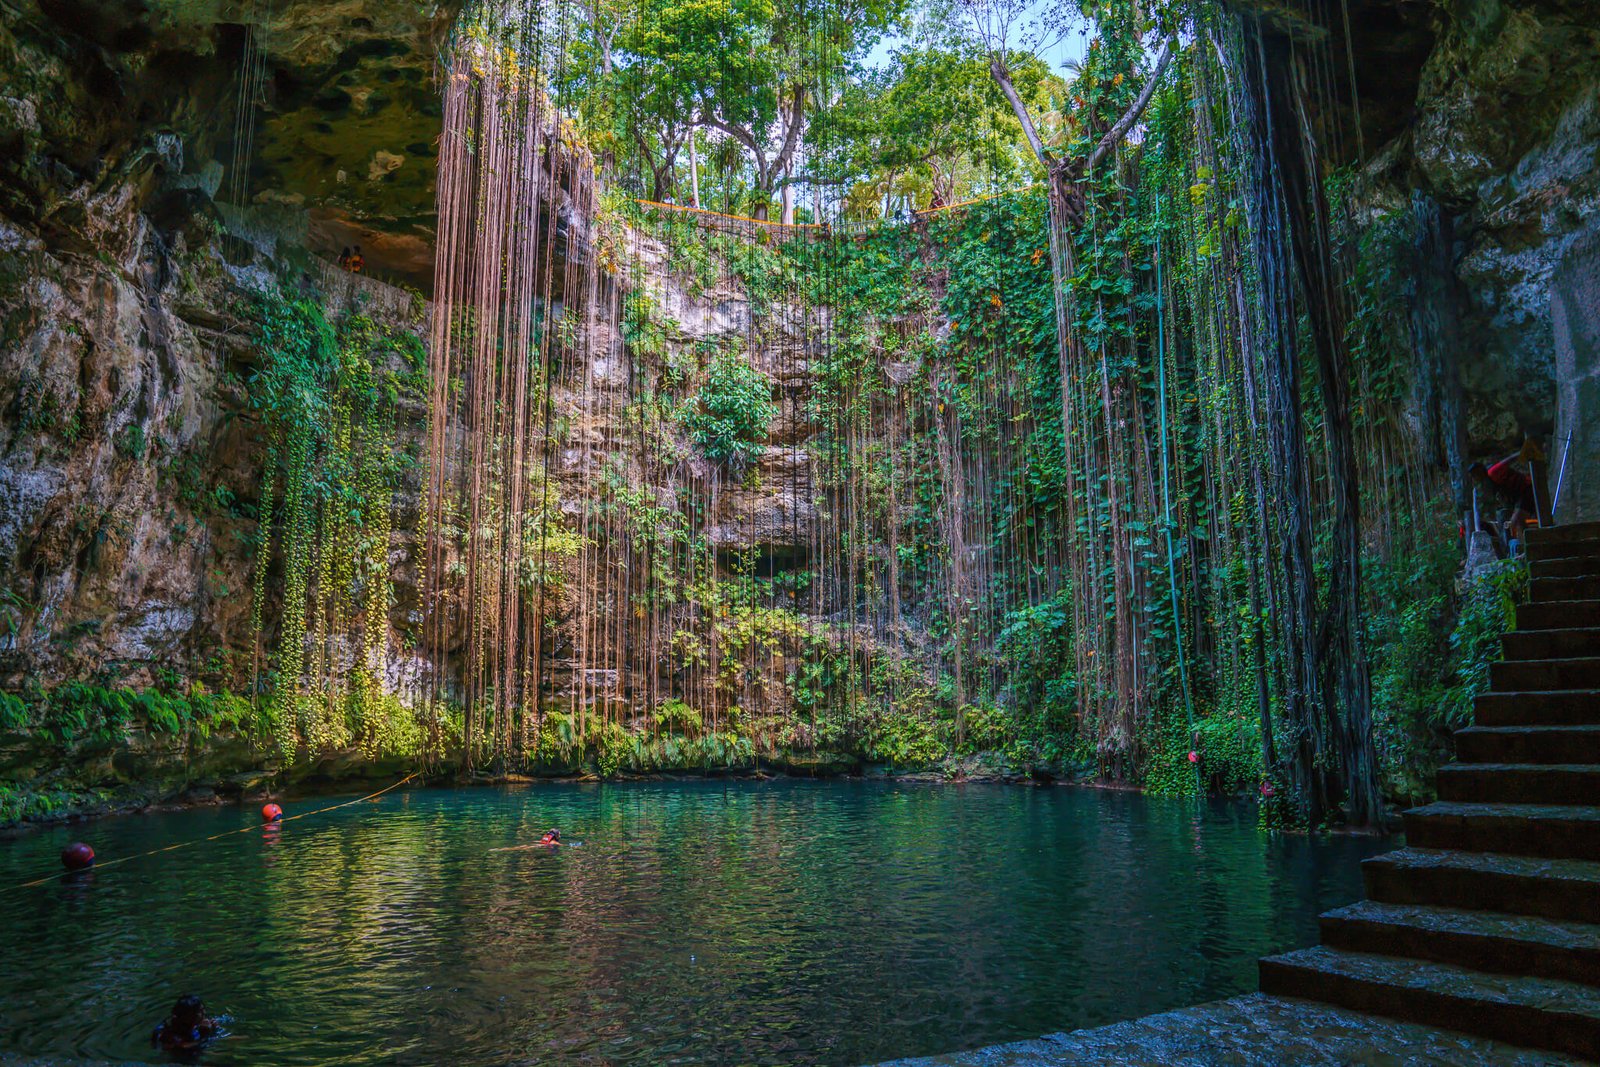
<box><xmin>152</xmin><ymin>994</ymin><xmax>218</xmax><ymax>1055</ymax></box>
<box><xmin>491</xmin><ymin>828</ymin><xmax>563</xmax><ymax>852</ymax></box>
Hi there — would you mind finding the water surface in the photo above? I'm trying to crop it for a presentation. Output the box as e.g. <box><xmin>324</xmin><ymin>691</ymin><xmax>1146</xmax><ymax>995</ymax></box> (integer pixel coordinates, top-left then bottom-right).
<box><xmin>0</xmin><ymin>780</ymin><xmax>1392</xmax><ymax>1065</ymax></box>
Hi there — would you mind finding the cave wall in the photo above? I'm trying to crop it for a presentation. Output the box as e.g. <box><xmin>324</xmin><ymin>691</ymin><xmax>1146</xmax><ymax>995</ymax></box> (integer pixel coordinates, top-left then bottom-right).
<box><xmin>0</xmin><ymin>0</ymin><xmax>458</xmax><ymax>687</ymax></box>
<box><xmin>0</xmin><ymin>0</ymin><xmax>458</xmax><ymax>288</ymax></box>
<box><xmin>1551</xmin><ymin>225</ymin><xmax>1600</xmax><ymax>521</ymax></box>
<box><xmin>1366</xmin><ymin>0</ymin><xmax>1600</xmax><ymax>461</ymax></box>
<box><xmin>0</xmin><ymin>0</ymin><xmax>465</xmax><ymax>816</ymax></box>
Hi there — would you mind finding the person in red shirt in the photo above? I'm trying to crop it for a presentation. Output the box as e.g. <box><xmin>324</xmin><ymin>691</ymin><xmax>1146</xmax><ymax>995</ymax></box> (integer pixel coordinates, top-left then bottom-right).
<box><xmin>1470</xmin><ymin>451</ymin><xmax>1537</xmax><ymax>550</ymax></box>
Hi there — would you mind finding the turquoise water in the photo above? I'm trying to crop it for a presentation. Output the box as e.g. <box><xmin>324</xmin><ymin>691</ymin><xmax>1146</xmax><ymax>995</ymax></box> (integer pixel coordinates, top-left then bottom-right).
<box><xmin>0</xmin><ymin>781</ymin><xmax>1391</xmax><ymax>1065</ymax></box>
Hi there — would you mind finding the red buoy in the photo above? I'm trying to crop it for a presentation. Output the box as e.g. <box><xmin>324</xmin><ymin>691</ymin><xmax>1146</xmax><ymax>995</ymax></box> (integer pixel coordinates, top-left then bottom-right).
<box><xmin>261</xmin><ymin>803</ymin><xmax>284</xmax><ymax>823</ymax></box>
<box><xmin>61</xmin><ymin>842</ymin><xmax>95</xmax><ymax>871</ymax></box>
<box><xmin>1187</xmin><ymin>750</ymin><xmax>1199</xmax><ymax>764</ymax></box>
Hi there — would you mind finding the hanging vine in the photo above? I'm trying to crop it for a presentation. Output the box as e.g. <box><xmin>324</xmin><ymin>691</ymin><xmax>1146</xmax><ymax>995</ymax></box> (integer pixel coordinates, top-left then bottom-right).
<box><xmin>248</xmin><ymin>294</ymin><xmax>425</xmax><ymax>760</ymax></box>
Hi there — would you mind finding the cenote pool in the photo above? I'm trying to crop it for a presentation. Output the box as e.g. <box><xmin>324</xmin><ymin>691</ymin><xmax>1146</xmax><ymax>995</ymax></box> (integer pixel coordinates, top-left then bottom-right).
<box><xmin>0</xmin><ymin>780</ymin><xmax>1393</xmax><ymax>1065</ymax></box>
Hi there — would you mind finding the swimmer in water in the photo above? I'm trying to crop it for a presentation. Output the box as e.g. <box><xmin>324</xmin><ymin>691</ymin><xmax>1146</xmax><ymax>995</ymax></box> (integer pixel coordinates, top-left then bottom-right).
<box><xmin>491</xmin><ymin>828</ymin><xmax>563</xmax><ymax>852</ymax></box>
<box><xmin>152</xmin><ymin>994</ymin><xmax>218</xmax><ymax>1056</ymax></box>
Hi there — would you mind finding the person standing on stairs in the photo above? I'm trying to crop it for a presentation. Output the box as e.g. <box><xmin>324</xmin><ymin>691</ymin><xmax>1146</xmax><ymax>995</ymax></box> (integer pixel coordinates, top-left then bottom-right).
<box><xmin>1470</xmin><ymin>443</ymin><xmax>1539</xmax><ymax>554</ymax></box>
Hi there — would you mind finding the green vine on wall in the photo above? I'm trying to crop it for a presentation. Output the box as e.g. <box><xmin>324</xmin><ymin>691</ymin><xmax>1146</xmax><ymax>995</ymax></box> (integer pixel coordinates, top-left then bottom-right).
<box><xmin>247</xmin><ymin>292</ymin><xmax>425</xmax><ymax>761</ymax></box>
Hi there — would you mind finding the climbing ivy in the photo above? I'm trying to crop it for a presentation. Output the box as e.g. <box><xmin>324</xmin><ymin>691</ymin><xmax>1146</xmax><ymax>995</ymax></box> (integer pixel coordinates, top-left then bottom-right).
<box><xmin>248</xmin><ymin>292</ymin><xmax>425</xmax><ymax>761</ymax></box>
<box><xmin>0</xmin><ymin>683</ymin><xmax>269</xmax><ymax>750</ymax></box>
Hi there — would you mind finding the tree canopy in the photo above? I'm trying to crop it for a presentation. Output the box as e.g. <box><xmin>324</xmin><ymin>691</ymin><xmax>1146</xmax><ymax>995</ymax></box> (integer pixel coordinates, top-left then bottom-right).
<box><xmin>548</xmin><ymin>0</ymin><xmax>1108</xmax><ymax>218</ymax></box>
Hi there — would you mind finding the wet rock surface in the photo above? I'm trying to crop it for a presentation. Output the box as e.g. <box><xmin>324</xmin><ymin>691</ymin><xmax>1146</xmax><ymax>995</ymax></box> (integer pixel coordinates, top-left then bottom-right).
<box><xmin>874</xmin><ymin>993</ymin><xmax>1583</xmax><ymax>1066</ymax></box>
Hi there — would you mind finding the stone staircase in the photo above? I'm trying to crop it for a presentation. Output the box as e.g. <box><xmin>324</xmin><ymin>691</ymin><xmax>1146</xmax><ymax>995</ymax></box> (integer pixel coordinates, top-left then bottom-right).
<box><xmin>1259</xmin><ymin>520</ymin><xmax>1600</xmax><ymax>1062</ymax></box>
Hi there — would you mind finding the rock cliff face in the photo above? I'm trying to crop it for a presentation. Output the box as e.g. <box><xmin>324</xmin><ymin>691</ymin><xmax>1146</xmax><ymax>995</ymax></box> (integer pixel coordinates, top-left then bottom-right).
<box><xmin>0</xmin><ymin>0</ymin><xmax>460</xmax><ymax>819</ymax></box>
<box><xmin>0</xmin><ymin>0</ymin><xmax>449</xmax><ymax>690</ymax></box>
<box><xmin>0</xmin><ymin>0</ymin><xmax>833</xmax><ymax>816</ymax></box>
<box><xmin>1353</xmin><ymin>0</ymin><xmax>1600</xmax><ymax>472</ymax></box>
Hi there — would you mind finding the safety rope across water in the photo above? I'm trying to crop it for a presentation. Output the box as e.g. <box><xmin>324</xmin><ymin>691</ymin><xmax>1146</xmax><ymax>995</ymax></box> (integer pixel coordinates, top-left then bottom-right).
<box><xmin>7</xmin><ymin>772</ymin><xmax>421</xmax><ymax>892</ymax></box>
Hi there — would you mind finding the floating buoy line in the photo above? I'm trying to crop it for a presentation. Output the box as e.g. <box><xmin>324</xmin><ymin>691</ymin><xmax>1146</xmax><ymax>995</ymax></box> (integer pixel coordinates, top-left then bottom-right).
<box><xmin>7</xmin><ymin>772</ymin><xmax>420</xmax><ymax>893</ymax></box>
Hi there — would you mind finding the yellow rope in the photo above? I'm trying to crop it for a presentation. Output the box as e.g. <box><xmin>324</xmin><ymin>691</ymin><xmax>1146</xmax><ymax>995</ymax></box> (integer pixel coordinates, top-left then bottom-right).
<box><xmin>912</xmin><ymin>183</ymin><xmax>1041</xmax><ymax>217</ymax></box>
<box><xmin>8</xmin><ymin>772</ymin><xmax>421</xmax><ymax>892</ymax></box>
<box><xmin>633</xmin><ymin>182</ymin><xmax>1042</xmax><ymax>235</ymax></box>
<box><xmin>632</xmin><ymin>199</ymin><xmax>824</xmax><ymax>230</ymax></box>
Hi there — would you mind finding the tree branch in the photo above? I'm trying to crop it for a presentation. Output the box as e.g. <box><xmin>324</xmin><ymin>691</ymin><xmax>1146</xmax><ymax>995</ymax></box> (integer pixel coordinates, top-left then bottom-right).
<box><xmin>697</xmin><ymin>108</ymin><xmax>758</xmax><ymax>155</ymax></box>
<box><xmin>698</xmin><ymin>107</ymin><xmax>769</xmax><ymax>186</ymax></box>
<box><xmin>990</xmin><ymin>54</ymin><xmax>1050</xmax><ymax>170</ymax></box>
<box><xmin>1082</xmin><ymin>36</ymin><xmax>1176</xmax><ymax>173</ymax></box>
<box><xmin>772</xmin><ymin>84</ymin><xmax>808</xmax><ymax>181</ymax></box>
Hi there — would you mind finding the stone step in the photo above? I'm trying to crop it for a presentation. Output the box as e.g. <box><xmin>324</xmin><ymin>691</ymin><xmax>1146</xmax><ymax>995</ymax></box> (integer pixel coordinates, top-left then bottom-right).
<box><xmin>1530</xmin><ymin>546</ymin><xmax>1600</xmax><ymax>574</ymax></box>
<box><xmin>1437</xmin><ymin>763</ymin><xmax>1600</xmax><ymax>805</ymax></box>
<box><xmin>1363</xmin><ymin>848</ymin><xmax>1600</xmax><ymax>924</ymax></box>
<box><xmin>1518</xmin><ymin>600</ymin><xmax>1600</xmax><ymax>631</ymax></box>
<box><xmin>1456</xmin><ymin>725</ymin><xmax>1600</xmax><ymax>765</ymax></box>
<box><xmin>1491</xmin><ymin>657</ymin><xmax>1600</xmax><ymax>691</ymax></box>
<box><xmin>1404</xmin><ymin>802</ymin><xmax>1600</xmax><ymax>861</ymax></box>
<box><xmin>1528</xmin><ymin>547</ymin><xmax>1600</xmax><ymax>574</ymax></box>
<box><xmin>1320</xmin><ymin>900</ymin><xmax>1600</xmax><ymax>986</ymax></box>
<box><xmin>1503</xmin><ymin>628</ymin><xmax>1600</xmax><ymax>660</ymax></box>
<box><xmin>1475</xmin><ymin>690</ymin><xmax>1600</xmax><ymax>727</ymax></box>
<box><xmin>1533</xmin><ymin>556</ymin><xmax>1600</xmax><ymax>580</ymax></box>
<box><xmin>1257</xmin><ymin>945</ymin><xmax>1600</xmax><ymax>1060</ymax></box>
<box><xmin>1532</xmin><ymin>576</ymin><xmax>1600</xmax><ymax>602</ymax></box>
<box><xmin>1528</xmin><ymin>521</ymin><xmax>1600</xmax><ymax>549</ymax></box>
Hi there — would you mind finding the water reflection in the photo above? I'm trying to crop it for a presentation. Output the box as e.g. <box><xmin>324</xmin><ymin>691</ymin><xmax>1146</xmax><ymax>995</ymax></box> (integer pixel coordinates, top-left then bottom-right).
<box><xmin>0</xmin><ymin>781</ymin><xmax>1391</xmax><ymax>1065</ymax></box>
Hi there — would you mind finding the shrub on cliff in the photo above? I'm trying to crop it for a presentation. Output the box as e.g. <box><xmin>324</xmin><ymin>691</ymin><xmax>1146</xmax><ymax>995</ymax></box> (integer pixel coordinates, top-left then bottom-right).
<box><xmin>682</xmin><ymin>350</ymin><xmax>776</xmax><ymax>466</ymax></box>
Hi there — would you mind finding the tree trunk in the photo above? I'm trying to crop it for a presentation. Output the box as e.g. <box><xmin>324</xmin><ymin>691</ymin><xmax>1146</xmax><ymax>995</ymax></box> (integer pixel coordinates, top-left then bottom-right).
<box><xmin>1257</xmin><ymin>27</ymin><xmax>1383</xmax><ymax>829</ymax></box>
<box><xmin>689</xmin><ymin>127</ymin><xmax>700</xmax><ymax>208</ymax></box>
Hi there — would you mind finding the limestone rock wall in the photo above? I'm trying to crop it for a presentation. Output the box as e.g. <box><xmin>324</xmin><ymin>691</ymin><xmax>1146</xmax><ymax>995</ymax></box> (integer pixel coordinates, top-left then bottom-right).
<box><xmin>1384</xmin><ymin>0</ymin><xmax>1600</xmax><ymax>456</ymax></box>
<box><xmin>0</xmin><ymin>7</ymin><xmax>467</xmax><ymax>829</ymax></box>
<box><xmin>0</xmin><ymin>205</ymin><xmax>431</xmax><ymax>689</ymax></box>
<box><xmin>0</xmin><ymin>0</ymin><xmax>808</xmax><ymax>707</ymax></box>
<box><xmin>1550</xmin><ymin>226</ymin><xmax>1600</xmax><ymax>522</ymax></box>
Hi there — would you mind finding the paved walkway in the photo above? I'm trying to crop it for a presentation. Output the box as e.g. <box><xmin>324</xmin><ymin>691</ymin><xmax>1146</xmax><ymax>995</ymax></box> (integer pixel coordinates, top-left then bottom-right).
<box><xmin>874</xmin><ymin>993</ymin><xmax>1584</xmax><ymax>1066</ymax></box>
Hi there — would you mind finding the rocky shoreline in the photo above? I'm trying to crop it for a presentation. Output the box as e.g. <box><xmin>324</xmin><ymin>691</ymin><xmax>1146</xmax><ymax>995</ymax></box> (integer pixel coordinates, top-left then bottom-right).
<box><xmin>0</xmin><ymin>732</ymin><xmax>1095</xmax><ymax>836</ymax></box>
